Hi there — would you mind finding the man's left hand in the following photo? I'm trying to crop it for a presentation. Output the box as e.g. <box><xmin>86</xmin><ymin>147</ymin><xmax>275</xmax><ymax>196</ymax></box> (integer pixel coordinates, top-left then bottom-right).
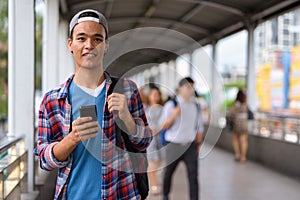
<box><xmin>107</xmin><ymin>93</ymin><xmax>130</xmax><ymax>121</ymax></box>
<box><xmin>107</xmin><ymin>92</ymin><xmax>137</xmax><ymax>135</ymax></box>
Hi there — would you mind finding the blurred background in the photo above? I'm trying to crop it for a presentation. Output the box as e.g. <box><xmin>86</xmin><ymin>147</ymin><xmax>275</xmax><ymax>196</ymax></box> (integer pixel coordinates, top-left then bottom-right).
<box><xmin>0</xmin><ymin>0</ymin><xmax>300</xmax><ymax>199</ymax></box>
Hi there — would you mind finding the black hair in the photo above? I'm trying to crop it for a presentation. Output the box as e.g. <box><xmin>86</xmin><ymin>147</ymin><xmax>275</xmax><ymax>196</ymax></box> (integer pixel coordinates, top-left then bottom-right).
<box><xmin>236</xmin><ymin>89</ymin><xmax>246</xmax><ymax>103</ymax></box>
<box><xmin>78</xmin><ymin>11</ymin><xmax>99</xmax><ymax>19</ymax></box>
<box><xmin>69</xmin><ymin>11</ymin><xmax>100</xmax><ymax>40</ymax></box>
<box><xmin>179</xmin><ymin>77</ymin><xmax>194</xmax><ymax>87</ymax></box>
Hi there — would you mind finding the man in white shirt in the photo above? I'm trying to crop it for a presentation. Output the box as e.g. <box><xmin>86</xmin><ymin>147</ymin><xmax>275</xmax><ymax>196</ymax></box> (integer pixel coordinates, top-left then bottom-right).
<box><xmin>161</xmin><ymin>77</ymin><xmax>203</xmax><ymax>200</ymax></box>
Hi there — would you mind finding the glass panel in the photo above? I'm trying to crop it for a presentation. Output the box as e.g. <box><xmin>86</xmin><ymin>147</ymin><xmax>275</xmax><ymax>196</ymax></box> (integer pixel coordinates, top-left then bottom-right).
<box><xmin>0</xmin><ymin>138</ymin><xmax>26</xmax><ymax>199</ymax></box>
<box><xmin>254</xmin><ymin>8</ymin><xmax>300</xmax><ymax>142</ymax></box>
<box><xmin>4</xmin><ymin>158</ymin><xmax>20</xmax><ymax>198</ymax></box>
<box><xmin>20</xmin><ymin>152</ymin><xmax>27</xmax><ymax>179</ymax></box>
<box><xmin>216</xmin><ymin>30</ymin><xmax>247</xmax><ymax>127</ymax></box>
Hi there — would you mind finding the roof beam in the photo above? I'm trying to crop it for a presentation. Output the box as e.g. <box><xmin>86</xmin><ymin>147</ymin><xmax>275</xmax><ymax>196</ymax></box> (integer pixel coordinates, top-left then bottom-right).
<box><xmin>170</xmin><ymin>0</ymin><xmax>244</xmax><ymax>17</ymax></box>
<box><xmin>105</xmin><ymin>0</ymin><xmax>114</xmax><ymax>18</ymax></box>
<box><xmin>200</xmin><ymin>1</ymin><xmax>244</xmax><ymax>16</ymax></box>
<box><xmin>170</xmin><ymin>4</ymin><xmax>205</xmax><ymax>33</ymax></box>
<box><xmin>71</xmin><ymin>0</ymin><xmax>107</xmax><ymax>10</ymax></box>
<box><xmin>109</xmin><ymin>17</ymin><xmax>210</xmax><ymax>35</ymax></box>
<box><xmin>251</xmin><ymin>0</ymin><xmax>300</xmax><ymax>21</ymax></box>
<box><xmin>146</xmin><ymin>0</ymin><xmax>161</xmax><ymax>17</ymax></box>
<box><xmin>214</xmin><ymin>21</ymin><xmax>244</xmax><ymax>39</ymax></box>
<box><xmin>180</xmin><ymin>4</ymin><xmax>205</xmax><ymax>23</ymax></box>
<box><xmin>59</xmin><ymin>0</ymin><xmax>68</xmax><ymax>14</ymax></box>
<box><xmin>133</xmin><ymin>0</ymin><xmax>161</xmax><ymax>28</ymax></box>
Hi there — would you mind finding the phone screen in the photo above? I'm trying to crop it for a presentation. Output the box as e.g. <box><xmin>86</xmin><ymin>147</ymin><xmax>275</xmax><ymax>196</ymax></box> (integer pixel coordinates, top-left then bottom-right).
<box><xmin>80</xmin><ymin>105</ymin><xmax>97</xmax><ymax>121</ymax></box>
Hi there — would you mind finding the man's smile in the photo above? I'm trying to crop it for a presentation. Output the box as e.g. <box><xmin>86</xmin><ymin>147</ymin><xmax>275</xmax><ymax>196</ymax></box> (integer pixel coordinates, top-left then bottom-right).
<box><xmin>82</xmin><ymin>53</ymin><xmax>97</xmax><ymax>57</ymax></box>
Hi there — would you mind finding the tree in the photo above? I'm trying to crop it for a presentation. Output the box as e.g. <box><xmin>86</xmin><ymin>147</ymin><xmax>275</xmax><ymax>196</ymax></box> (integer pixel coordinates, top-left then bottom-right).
<box><xmin>35</xmin><ymin>9</ymin><xmax>43</xmax><ymax>91</ymax></box>
<box><xmin>0</xmin><ymin>0</ymin><xmax>8</xmax><ymax>116</ymax></box>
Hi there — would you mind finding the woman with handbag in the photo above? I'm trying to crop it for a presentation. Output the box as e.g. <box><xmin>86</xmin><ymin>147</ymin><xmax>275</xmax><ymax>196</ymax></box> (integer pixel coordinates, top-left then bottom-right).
<box><xmin>228</xmin><ymin>90</ymin><xmax>248</xmax><ymax>163</ymax></box>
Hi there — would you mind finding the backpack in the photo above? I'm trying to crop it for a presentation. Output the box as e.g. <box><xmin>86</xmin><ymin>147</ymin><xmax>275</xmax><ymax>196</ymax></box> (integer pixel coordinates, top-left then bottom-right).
<box><xmin>160</xmin><ymin>98</ymin><xmax>201</xmax><ymax>145</ymax></box>
<box><xmin>108</xmin><ymin>76</ymin><xmax>149</xmax><ymax>200</ymax></box>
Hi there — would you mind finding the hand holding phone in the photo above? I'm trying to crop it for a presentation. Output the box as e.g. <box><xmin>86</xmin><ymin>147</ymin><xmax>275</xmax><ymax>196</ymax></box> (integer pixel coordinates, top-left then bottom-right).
<box><xmin>70</xmin><ymin>105</ymin><xmax>99</xmax><ymax>141</ymax></box>
<box><xmin>80</xmin><ymin>105</ymin><xmax>97</xmax><ymax>121</ymax></box>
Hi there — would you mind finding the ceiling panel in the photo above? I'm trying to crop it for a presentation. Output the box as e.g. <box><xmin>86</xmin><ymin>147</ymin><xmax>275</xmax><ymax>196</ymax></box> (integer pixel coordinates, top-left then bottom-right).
<box><xmin>61</xmin><ymin>0</ymin><xmax>300</xmax><ymax>75</ymax></box>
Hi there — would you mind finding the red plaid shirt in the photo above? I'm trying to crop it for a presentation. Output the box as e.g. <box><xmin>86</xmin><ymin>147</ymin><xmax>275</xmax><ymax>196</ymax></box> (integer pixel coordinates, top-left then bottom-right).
<box><xmin>34</xmin><ymin>72</ymin><xmax>152</xmax><ymax>200</ymax></box>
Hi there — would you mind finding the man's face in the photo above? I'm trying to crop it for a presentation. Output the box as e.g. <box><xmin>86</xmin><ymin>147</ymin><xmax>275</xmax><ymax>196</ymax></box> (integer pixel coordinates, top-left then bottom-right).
<box><xmin>178</xmin><ymin>83</ymin><xmax>195</xmax><ymax>99</ymax></box>
<box><xmin>68</xmin><ymin>21</ymin><xmax>108</xmax><ymax>70</ymax></box>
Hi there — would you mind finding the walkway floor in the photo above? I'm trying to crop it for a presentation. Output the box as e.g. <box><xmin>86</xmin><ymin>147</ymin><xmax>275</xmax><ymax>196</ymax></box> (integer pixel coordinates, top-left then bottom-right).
<box><xmin>148</xmin><ymin>147</ymin><xmax>300</xmax><ymax>200</ymax></box>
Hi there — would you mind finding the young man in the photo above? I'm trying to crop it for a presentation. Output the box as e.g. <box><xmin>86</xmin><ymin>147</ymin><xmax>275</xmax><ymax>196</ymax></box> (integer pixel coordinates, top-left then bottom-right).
<box><xmin>34</xmin><ymin>9</ymin><xmax>152</xmax><ymax>200</ymax></box>
<box><xmin>161</xmin><ymin>77</ymin><xmax>203</xmax><ymax>200</ymax></box>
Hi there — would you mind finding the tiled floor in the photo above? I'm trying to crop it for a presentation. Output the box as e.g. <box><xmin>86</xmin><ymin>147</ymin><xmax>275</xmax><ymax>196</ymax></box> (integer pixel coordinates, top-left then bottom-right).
<box><xmin>148</xmin><ymin>147</ymin><xmax>300</xmax><ymax>200</ymax></box>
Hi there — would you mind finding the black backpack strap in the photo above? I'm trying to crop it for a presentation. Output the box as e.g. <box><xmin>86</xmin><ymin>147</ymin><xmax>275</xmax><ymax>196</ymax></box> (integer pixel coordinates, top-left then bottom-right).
<box><xmin>107</xmin><ymin>76</ymin><xmax>122</xmax><ymax>95</ymax></box>
<box><xmin>110</xmin><ymin>77</ymin><xmax>142</xmax><ymax>152</ymax></box>
<box><xmin>109</xmin><ymin>77</ymin><xmax>138</xmax><ymax>151</ymax></box>
<box><xmin>108</xmin><ymin>76</ymin><xmax>125</xmax><ymax>148</ymax></box>
<box><xmin>171</xmin><ymin>98</ymin><xmax>178</xmax><ymax>107</ymax></box>
<box><xmin>110</xmin><ymin>77</ymin><xmax>149</xmax><ymax>199</ymax></box>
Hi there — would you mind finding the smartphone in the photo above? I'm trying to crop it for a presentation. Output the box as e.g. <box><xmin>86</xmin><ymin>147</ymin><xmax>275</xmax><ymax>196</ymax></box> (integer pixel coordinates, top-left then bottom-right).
<box><xmin>80</xmin><ymin>105</ymin><xmax>97</xmax><ymax>121</ymax></box>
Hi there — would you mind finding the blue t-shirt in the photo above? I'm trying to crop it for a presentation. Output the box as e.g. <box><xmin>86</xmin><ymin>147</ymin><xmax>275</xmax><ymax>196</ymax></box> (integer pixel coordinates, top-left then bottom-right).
<box><xmin>67</xmin><ymin>81</ymin><xmax>106</xmax><ymax>200</ymax></box>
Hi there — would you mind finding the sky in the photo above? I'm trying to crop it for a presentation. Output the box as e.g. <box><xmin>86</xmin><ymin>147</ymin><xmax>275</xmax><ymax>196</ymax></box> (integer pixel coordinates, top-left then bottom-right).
<box><xmin>35</xmin><ymin>0</ymin><xmax>44</xmax><ymax>15</ymax></box>
<box><xmin>217</xmin><ymin>30</ymin><xmax>247</xmax><ymax>71</ymax></box>
<box><xmin>175</xmin><ymin>30</ymin><xmax>248</xmax><ymax>93</ymax></box>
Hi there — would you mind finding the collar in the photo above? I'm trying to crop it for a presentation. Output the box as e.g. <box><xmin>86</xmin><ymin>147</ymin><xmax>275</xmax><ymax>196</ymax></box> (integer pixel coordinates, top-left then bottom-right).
<box><xmin>57</xmin><ymin>71</ymin><xmax>112</xmax><ymax>99</ymax></box>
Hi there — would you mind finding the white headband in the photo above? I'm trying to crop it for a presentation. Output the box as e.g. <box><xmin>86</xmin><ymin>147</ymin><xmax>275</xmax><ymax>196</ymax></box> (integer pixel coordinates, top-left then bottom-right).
<box><xmin>78</xmin><ymin>16</ymin><xmax>100</xmax><ymax>23</ymax></box>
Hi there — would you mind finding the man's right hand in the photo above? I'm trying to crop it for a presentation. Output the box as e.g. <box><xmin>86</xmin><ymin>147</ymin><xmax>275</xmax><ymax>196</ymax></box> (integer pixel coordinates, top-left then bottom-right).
<box><xmin>52</xmin><ymin>117</ymin><xmax>100</xmax><ymax>162</ymax></box>
<box><xmin>70</xmin><ymin>117</ymin><xmax>100</xmax><ymax>144</ymax></box>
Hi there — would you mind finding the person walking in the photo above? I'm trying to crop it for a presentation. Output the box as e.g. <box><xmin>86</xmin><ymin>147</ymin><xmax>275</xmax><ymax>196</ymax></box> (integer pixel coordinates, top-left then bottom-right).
<box><xmin>161</xmin><ymin>77</ymin><xmax>203</xmax><ymax>200</ymax></box>
<box><xmin>228</xmin><ymin>89</ymin><xmax>248</xmax><ymax>162</ymax></box>
<box><xmin>145</xmin><ymin>85</ymin><xmax>164</xmax><ymax>195</ymax></box>
<box><xmin>34</xmin><ymin>9</ymin><xmax>152</xmax><ymax>200</ymax></box>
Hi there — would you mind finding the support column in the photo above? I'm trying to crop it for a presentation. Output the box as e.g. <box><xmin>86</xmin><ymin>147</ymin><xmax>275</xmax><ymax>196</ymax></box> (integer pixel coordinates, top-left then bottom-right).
<box><xmin>42</xmin><ymin>0</ymin><xmax>59</xmax><ymax>93</ymax></box>
<box><xmin>8</xmin><ymin>0</ymin><xmax>35</xmax><ymax>192</ymax></box>
<box><xmin>58</xmin><ymin>20</ymin><xmax>75</xmax><ymax>83</ymax></box>
<box><xmin>211</xmin><ymin>40</ymin><xmax>218</xmax><ymax>112</ymax></box>
<box><xmin>189</xmin><ymin>51</ymin><xmax>193</xmax><ymax>76</ymax></box>
<box><xmin>211</xmin><ymin>41</ymin><xmax>217</xmax><ymax>90</ymax></box>
<box><xmin>158</xmin><ymin>62</ymin><xmax>168</xmax><ymax>97</ymax></box>
<box><xmin>169</xmin><ymin>60</ymin><xmax>177</xmax><ymax>94</ymax></box>
<box><xmin>246</xmin><ymin>25</ymin><xmax>256</xmax><ymax>112</ymax></box>
<box><xmin>210</xmin><ymin>40</ymin><xmax>225</xmax><ymax>125</ymax></box>
<box><xmin>200</xmin><ymin>40</ymin><xmax>226</xmax><ymax>158</ymax></box>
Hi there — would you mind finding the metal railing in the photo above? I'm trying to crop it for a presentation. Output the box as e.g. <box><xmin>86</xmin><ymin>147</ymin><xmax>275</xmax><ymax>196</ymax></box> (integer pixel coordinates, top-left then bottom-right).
<box><xmin>0</xmin><ymin>136</ymin><xmax>27</xmax><ymax>200</ymax></box>
<box><xmin>252</xmin><ymin>111</ymin><xmax>300</xmax><ymax>144</ymax></box>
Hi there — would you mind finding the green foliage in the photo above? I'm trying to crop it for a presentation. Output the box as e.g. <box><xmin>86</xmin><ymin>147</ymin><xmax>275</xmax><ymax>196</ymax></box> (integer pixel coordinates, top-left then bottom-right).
<box><xmin>0</xmin><ymin>0</ymin><xmax>44</xmax><ymax>116</ymax></box>
<box><xmin>224</xmin><ymin>81</ymin><xmax>246</xmax><ymax>90</ymax></box>
<box><xmin>35</xmin><ymin>13</ymin><xmax>43</xmax><ymax>91</ymax></box>
<box><xmin>223</xmin><ymin>99</ymin><xmax>235</xmax><ymax>110</ymax></box>
<box><xmin>221</xmin><ymin>80</ymin><xmax>246</xmax><ymax>111</ymax></box>
<box><xmin>0</xmin><ymin>0</ymin><xmax>8</xmax><ymax>116</ymax></box>
<box><xmin>0</xmin><ymin>81</ymin><xmax>7</xmax><ymax>115</ymax></box>
<box><xmin>0</xmin><ymin>0</ymin><xmax>8</xmax><ymax>42</ymax></box>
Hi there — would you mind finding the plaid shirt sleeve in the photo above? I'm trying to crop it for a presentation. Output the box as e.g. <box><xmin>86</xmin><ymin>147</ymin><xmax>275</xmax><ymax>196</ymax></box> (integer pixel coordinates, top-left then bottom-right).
<box><xmin>123</xmin><ymin>79</ymin><xmax>152</xmax><ymax>151</ymax></box>
<box><xmin>34</xmin><ymin>93</ymin><xmax>71</xmax><ymax>171</ymax></box>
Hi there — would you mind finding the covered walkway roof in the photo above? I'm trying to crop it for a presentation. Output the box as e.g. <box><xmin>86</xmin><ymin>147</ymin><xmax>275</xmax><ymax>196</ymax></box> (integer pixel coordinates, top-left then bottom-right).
<box><xmin>59</xmin><ymin>0</ymin><xmax>300</xmax><ymax>73</ymax></box>
<box><xmin>4</xmin><ymin>0</ymin><xmax>300</xmax><ymax>198</ymax></box>
<box><xmin>62</xmin><ymin>0</ymin><xmax>300</xmax><ymax>42</ymax></box>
